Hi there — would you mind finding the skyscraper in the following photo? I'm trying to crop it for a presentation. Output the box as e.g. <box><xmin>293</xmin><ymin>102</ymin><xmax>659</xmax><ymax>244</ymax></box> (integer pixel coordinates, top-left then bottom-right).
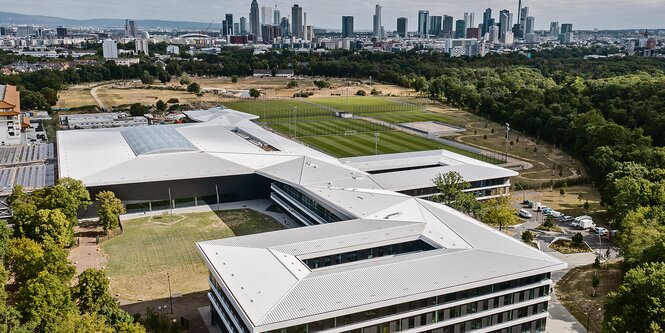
<box><xmin>526</xmin><ymin>17</ymin><xmax>536</xmax><ymax>35</ymax></box>
<box><xmin>125</xmin><ymin>20</ymin><xmax>137</xmax><ymax>38</ymax></box>
<box><xmin>396</xmin><ymin>17</ymin><xmax>408</xmax><ymax>38</ymax></box>
<box><xmin>455</xmin><ymin>19</ymin><xmax>466</xmax><ymax>38</ymax></box>
<box><xmin>250</xmin><ymin>0</ymin><xmax>260</xmax><ymax>36</ymax></box>
<box><xmin>482</xmin><ymin>8</ymin><xmax>492</xmax><ymax>36</ymax></box>
<box><xmin>342</xmin><ymin>16</ymin><xmax>354</xmax><ymax>38</ymax></box>
<box><xmin>292</xmin><ymin>4</ymin><xmax>303</xmax><ymax>38</ymax></box>
<box><xmin>429</xmin><ymin>16</ymin><xmax>442</xmax><ymax>37</ymax></box>
<box><xmin>261</xmin><ymin>6</ymin><xmax>272</xmax><ymax>26</ymax></box>
<box><xmin>561</xmin><ymin>23</ymin><xmax>573</xmax><ymax>34</ymax></box>
<box><xmin>373</xmin><ymin>5</ymin><xmax>382</xmax><ymax>38</ymax></box>
<box><xmin>280</xmin><ymin>17</ymin><xmax>290</xmax><ymax>37</ymax></box>
<box><xmin>222</xmin><ymin>14</ymin><xmax>234</xmax><ymax>36</ymax></box>
<box><xmin>442</xmin><ymin>15</ymin><xmax>454</xmax><ymax>38</ymax></box>
<box><xmin>273</xmin><ymin>6</ymin><xmax>280</xmax><ymax>25</ymax></box>
<box><xmin>464</xmin><ymin>13</ymin><xmax>474</xmax><ymax>31</ymax></box>
<box><xmin>499</xmin><ymin>10</ymin><xmax>512</xmax><ymax>41</ymax></box>
<box><xmin>240</xmin><ymin>17</ymin><xmax>248</xmax><ymax>35</ymax></box>
<box><xmin>549</xmin><ymin>22</ymin><xmax>560</xmax><ymax>37</ymax></box>
<box><xmin>417</xmin><ymin>10</ymin><xmax>429</xmax><ymax>38</ymax></box>
<box><xmin>519</xmin><ymin>6</ymin><xmax>529</xmax><ymax>37</ymax></box>
<box><xmin>56</xmin><ymin>26</ymin><xmax>68</xmax><ymax>38</ymax></box>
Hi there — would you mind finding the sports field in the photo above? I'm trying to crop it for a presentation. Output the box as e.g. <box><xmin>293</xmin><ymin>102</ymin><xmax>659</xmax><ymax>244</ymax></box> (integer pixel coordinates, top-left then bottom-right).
<box><xmin>305</xmin><ymin>97</ymin><xmax>422</xmax><ymax>113</ymax></box>
<box><xmin>100</xmin><ymin>209</ymin><xmax>284</xmax><ymax>301</ymax></box>
<box><xmin>270</xmin><ymin>119</ymin><xmax>388</xmax><ymax>137</ymax></box>
<box><xmin>365</xmin><ymin>110</ymin><xmax>465</xmax><ymax>126</ymax></box>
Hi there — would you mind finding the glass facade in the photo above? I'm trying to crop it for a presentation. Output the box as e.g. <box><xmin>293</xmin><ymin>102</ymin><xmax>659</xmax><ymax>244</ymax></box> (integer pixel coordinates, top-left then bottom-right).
<box><xmin>264</xmin><ymin>273</ymin><xmax>551</xmax><ymax>333</ymax></box>
<box><xmin>209</xmin><ymin>274</ymin><xmax>250</xmax><ymax>333</ymax></box>
<box><xmin>272</xmin><ymin>182</ymin><xmax>344</xmax><ymax>224</ymax></box>
<box><xmin>302</xmin><ymin>239</ymin><xmax>437</xmax><ymax>269</ymax></box>
<box><xmin>399</xmin><ymin>178</ymin><xmax>509</xmax><ymax>199</ymax></box>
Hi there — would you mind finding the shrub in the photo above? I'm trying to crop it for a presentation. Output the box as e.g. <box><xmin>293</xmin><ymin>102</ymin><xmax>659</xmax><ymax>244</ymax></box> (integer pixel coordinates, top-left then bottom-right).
<box><xmin>572</xmin><ymin>232</ymin><xmax>584</xmax><ymax>246</ymax></box>
<box><xmin>521</xmin><ymin>230</ymin><xmax>534</xmax><ymax>243</ymax></box>
<box><xmin>167</xmin><ymin>98</ymin><xmax>179</xmax><ymax>103</ymax></box>
<box><xmin>356</xmin><ymin>89</ymin><xmax>366</xmax><ymax>96</ymax></box>
<box><xmin>287</xmin><ymin>80</ymin><xmax>298</xmax><ymax>88</ymax></box>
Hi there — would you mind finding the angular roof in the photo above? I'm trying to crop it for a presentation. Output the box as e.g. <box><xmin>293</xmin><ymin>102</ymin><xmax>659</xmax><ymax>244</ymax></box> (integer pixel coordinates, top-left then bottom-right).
<box><xmin>198</xmin><ymin>194</ymin><xmax>566</xmax><ymax>330</ymax></box>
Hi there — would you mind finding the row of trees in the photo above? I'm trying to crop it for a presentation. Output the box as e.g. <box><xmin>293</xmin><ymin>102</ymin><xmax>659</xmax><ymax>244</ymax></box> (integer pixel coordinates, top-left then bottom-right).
<box><xmin>2</xmin><ymin>179</ymin><xmax>141</xmax><ymax>332</ymax></box>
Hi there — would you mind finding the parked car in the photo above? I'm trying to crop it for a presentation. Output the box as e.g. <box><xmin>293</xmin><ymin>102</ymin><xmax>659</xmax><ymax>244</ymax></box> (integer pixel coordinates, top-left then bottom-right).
<box><xmin>574</xmin><ymin>215</ymin><xmax>593</xmax><ymax>222</ymax></box>
<box><xmin>595</xmin><ymin>227</ymin><xmax>609</xmax><ymax>236</ymax></box>
<box><xmin>517</xmin><ymin>209</ymin><xmax>533</xmax><ymax>218</ymax></box>
<box><xmin>561</xmin><ymin>215</ymin><xmax>574</xmax><ymax>222</ymax></box>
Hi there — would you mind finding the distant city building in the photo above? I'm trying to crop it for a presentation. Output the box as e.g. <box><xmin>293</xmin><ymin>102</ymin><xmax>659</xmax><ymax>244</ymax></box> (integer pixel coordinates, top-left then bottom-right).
<box><xmin>56</xmin><ymin>26</ymin><xmax>68</xmax><ymax>38</ymax></box>
<box><xmin>250</xmin><ymin>0</ymin><xmax>260</xmax><ymax>36</ymax></box>
<box><xmin>0</xmin><ymin>27</ymin><xmax>5</xmax><ymax>36</ymax></box>
<box><xmin>0</xmin><ymin>85</ymin><xmax>23</xmax><ymax>145</ymax></box>
<box><xmin>16</xmin><ymin>26</ymin><xmax>34</xmax><ymax>38</ymax></box>
<box><xmin>418</xmin><ymin>10</ymin><xmax>429</xmax><ymax>37</ymax></box>
<box><xmin>279</xmin><ymin>17</ymin><xmax>290</xmax><ymax>37</ymax></box>
<box><xmin>482</xmin><ymin>8</ymin><xmax>492</xmax><ymax>35</ymax></box>
<box><xmin>443</xmin><ymin>15</ymin><xmax>454</xmax><ymax>38</ymax></box>
<box><xmin>519</xmin><ymin>6</ymin><xmax>529</xmax><ymax>37</ymax></box>
<box><xmin>135</xmin><ymin>39</ymin><xmax>149</xmax><ymax>54</ymax></box>
<box><xmin>240</xmin><ymin>16</ymin><xmax>248</xmax><ymax>35</ymax></box>
<box><xmin>489</xmin><ymin>25</ymin><xmax>500</xmax><ymax>43</ymax></box>
<box><xmin>464</xmin><ymin>12</ymin><xmax>475</xmax><ymax>30</ymax></box>
<box><xmin>102</xmin><ymin>39</ymin><xmax>118</xmax><ymax>59</ymax></box>
<box><xmin>525</xmin><ymin>16</ymin><xmax>536</xmax><ymax>35</ymax></box>
<box><xmin>261</xmin><ymin>24</ymin><xmax>278</xmax><ymax>43</ymax></box>
<box><xmin>373</xmin><ymin>4</ymin><xmax>382</xmax><ymax>38</ymax></box>
<box><xmin>306</xmin><ymin>26</ymin><xmax>315</xmax><ymax>42</ymax></box>
<box><xmin>166</xmin><ymin>45</ymin><xmax>180</xmax><ymax>54</ymax></box>
<box><xmin>125</xmin><ymin>20</ymin><xmax>137</xmax><ymax>38</ymax></box>
<box><xmin>503</xmin><ymin>31</ymin><xmax>514</xmax><ymax>45</ymax></box>
<box><xmin>396</xmin><ymin>17</ymin><xmax>408</xmax><ymax>38</ymax></box>
<box><xmin>292</xmin><ymin>4</ymin><xmax>304</xmax><ymax>38</ymax></box>
<box><xmin>549</xmin><ymin>22</ymin><xmax>560</xmax><ymax>37</ymax></box>
<box><xmin>466</xmin><ymin>27</ymin><xmax>480</xmax><ymax>40</ymax></box>
<box><xmin>561</xmin><ymin>23</ymin><xmax>573</xmax><ymax>34</ymax></box>
<box><xmin>273</xmin><ymin>6</ymin><xmax>281</xmax><ymax>25</ymax></box>
<box><xmin>261</xmin><ymin>6</ymin><xmax>272</xmax><ymax>26</ymax></box>
<box><xmin>455</xmin><ymin>19</ymin><xmax>466</xmax><ymax>38</ymax></box>
<box><xmin>429</xmin><ymin>16</ymin><xmax>442</xmax><ymax>37</ymax></box>
<box><xmin>342</xmin><ymin>16</ymin><xmax>354</xmax><ymax>38</ymax></box>
<box><xmin>499</xmin><ymin>10</ymin><xmax>513</xmax><ymax>41</ymax></box>
<box><xmin>222</xmin><ymin>14</ymin><xmax>234</xmax><ymax>36</ymax></box>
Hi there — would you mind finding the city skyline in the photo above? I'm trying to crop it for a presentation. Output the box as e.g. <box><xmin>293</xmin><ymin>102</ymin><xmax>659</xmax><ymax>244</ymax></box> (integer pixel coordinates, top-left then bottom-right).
<box><xmin>5</xmin><ymin>0</ymin><xmax>664</xmax><ymax>31</ymax></box>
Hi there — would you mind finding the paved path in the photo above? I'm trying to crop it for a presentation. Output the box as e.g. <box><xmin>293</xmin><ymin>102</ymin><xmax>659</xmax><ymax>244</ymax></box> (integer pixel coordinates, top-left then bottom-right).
<box><xmin>90</xmin><ymin>84</ymin><xmax>107</xmax><ymax>110</ymax></box>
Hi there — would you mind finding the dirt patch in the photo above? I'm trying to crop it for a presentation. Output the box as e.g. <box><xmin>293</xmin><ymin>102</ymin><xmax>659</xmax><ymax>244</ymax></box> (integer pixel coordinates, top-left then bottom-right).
<box><xmin>557</xmin><ymin>263</ymin><xmax>623</xmax><ymax>333</ymax></box>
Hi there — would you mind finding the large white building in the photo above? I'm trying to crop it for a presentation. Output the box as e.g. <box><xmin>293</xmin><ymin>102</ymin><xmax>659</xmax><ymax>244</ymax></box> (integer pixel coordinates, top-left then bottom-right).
<box><xmin>0</xmin><ymin>85</ymin><xmax>24</xmax><ymax>145</ymax></box>
<box><xmin>56</xmin><ymin>108</ymin><xmax>561</xmax><ymax>332</ymax></box>
<box><xmin>102</xmin><ymin>39</ymin><xmax>118</xmax><ymax>59</ymax></box>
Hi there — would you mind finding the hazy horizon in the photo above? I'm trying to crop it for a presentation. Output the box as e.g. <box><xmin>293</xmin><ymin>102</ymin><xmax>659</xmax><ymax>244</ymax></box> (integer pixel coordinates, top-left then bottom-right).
<box><xmin>6</xmin><ymin>0</ymin><xmax>665</xmax><ymax>31</ymax></box>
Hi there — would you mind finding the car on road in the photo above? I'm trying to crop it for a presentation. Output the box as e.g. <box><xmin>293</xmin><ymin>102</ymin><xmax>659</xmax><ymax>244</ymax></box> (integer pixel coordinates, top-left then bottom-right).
<box><xmin>517</xmin><ymin>209</ymin><xmax>533</xmax><ymax>218</ymax></box>
<box><xmin>558</xmin><ymin>215</ymin><xmax>574</xmax><ymax>222</ymax></box>
<box><xmin>595</xmin><ymin>227</ymin><xmax>609</xmax><ymax>236</ymax></box>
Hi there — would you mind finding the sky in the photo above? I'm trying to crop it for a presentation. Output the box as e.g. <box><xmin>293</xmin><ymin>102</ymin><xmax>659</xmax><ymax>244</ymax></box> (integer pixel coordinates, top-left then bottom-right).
<box><xmin>8</xmin><ymin>0</ymin><xmax>665</xmax><ymax>31</ymax></box>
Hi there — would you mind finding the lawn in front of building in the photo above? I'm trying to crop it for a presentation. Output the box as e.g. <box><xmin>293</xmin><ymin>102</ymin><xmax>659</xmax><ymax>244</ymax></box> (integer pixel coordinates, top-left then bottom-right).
<box><xmin>100</xmin><ymin>209</ymin><xmax>284</xmax><ymax>301</ymax></box>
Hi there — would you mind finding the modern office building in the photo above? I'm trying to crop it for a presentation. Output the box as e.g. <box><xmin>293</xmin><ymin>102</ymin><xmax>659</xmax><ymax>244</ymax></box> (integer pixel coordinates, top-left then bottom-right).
<box><xmin>499</xmin><ymin>10</ymin><xmax>512</xmax><ymax>41</ymax></box>
<box><xmin>429</xmin><ymin>16</ymin><xmax>442</xmax><ymax>37</ymax></box>
<box><xmin>250</xmin><ymin>0</ymin><xmax>260</xmax><ymax>36</ymax></box>
<box><xmin>193</xmin><ymin>109</ymin><xmax>565</xmax><ymax>333</ymax></box>
<box><xmin>279</xmin><ymin>17</ymin><xmax>290</xmax><ymax>37</ymax></box>
<box><xmin>0</xmin><ymin>85</ymin><xmax>23</xmax><ymax>146</ymax></box>
<box><xmin>396</xmin><ymin>17</ymin><xmax>408</xmax><ymax>38</ymax></box>
<box><xmin>418</xmin><ymin>10</ymin><xmax>429</xmax><ymax>37</ymax></box>
<box><xmin>443</xmin><ymin>16</ymin><xmax>454</xmax><ymax>38</ymax></box>
<box><xmin>455</xmin><ymin>20</ymin><xmax>466</xmax><ymax>38</ymax></box>
<box><xmin>223</xmin><ymin>14</ymin><xmax>234</xmax><ymax>36</ymax></box>
<box><xmin>549</xmin><ymin>22</ymin><xmax>560</xmax><ymax>37</ymax></box>
<box><xmin>261</xmin><ymin>6</ymin><xmax>272</xmax><ymax>26</ymax></box>
<box><xmin>525</xmin><ymin>17</ymin><xmax>535</xmax><ymax>35</ymax></box>
<box><xmin>519</xmin><ymin>7</ymin><xmax>529</xmax><ymax>38</ymax></box>
<box><xmin>273</xmin><ymin>7</ymin><xmax>281</xmax><ymax>25</ymax></box>
<box><xmin>482</xmin><ymin>8</ymin><xmax>492</xmax><ymax>36</ymax></box>
<box><xmin>102</xmin><ymin>39</ymin><xmax>118</xmax><ymax>59</ymax></box>
<box><xmin>125</xmin><ymin>19</ymin><xmax>137</xmax><ymax>38</ymax></box>
<box><xmin>342</xmin><ymin>16</ymin><xmax>354</xmax><ymax>38</ymax></box>
<box><xmin>466</xmin><ymin>27</ymin><xmax>480</xmax><ymax>40</ymax></box>
<box><xmin>292</xmin><ymin>4</ymin><xmax>304</xmax><ymax>38</ymax></box>
<box><xmin>240</xmin><ymin>17</ymin><xmax>248</xmax><ymax>35</ymax></box>
<box><xmin>57</xmin><ymin>108</ymin><xmax>517</xmax><ymax>212</ymax></box>
<box><xmin>464</xmin><ymin>12</ymin><xmax>474</xmax><ymax>31</ymax></box>
<box><xmin>56</xmin><ymin>26</ymin><xmax>68</xmax><ymax>38</ymax></box>
<box><xmin>560</xmin><ymin>24</ymin><xmax>573</xmax><ymax>34</ymax></box>
<box><xmin>489</xmin><ymin>25</ymin><xmax>500</xmax><ymax>43</ymax></box>
<box><xmin>373</xmin><ymin>4</ymin><xmax>382</xmax><ymax>39</ymax></box>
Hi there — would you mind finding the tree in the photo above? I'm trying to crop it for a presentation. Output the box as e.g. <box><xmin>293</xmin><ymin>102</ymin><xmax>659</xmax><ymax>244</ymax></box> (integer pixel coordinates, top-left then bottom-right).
<box><xmin>155</xmin><ymin>100</ymin><xmax>167</xmax><ymax>112</ymax></box>
<box><xmin>73</xmin><ymin>269</ymin><xmax>117</xmax><ymax>314</ymax></box>
<box><xmin>179</xmin><ymin>73</ymin><xmax>191</xmax><ymax>86</ymax></box>
<box><xmin>129</xmin><ymin>103</ymin><xmax>149</xmax><ymax>116</ymax></box>
<box><xmin>15</xmin><ymin>271</ymin><xmax>78</xmax><ymax>332</ymax></box>
<box><xmin>591</xmin><ymin>273</ymin><xmax>600</xmax><ymax>297</ymax></box>
<box><xmin>313</xmin><ymin>80</ymin><xmax>330</xmax><ymax>89</ymax></box>
<box><xmin>477</xmin><ymin>197</ymin><xmax>518</xmax><ymax>230</ymax></box>
<box><xmin>572</xmin><ymin>232</ymin><xmax>584</xmax><ymax>247</ymax></box>
<box><xmin>559</xmin><ymin>187</ymin><xmax>566</xmax><ymax>201</ymax></box>
<box><xmin>44</xmin><ymin>177</ymin><xmax>91</xmax><ymax>223</ymax></box>
<box><xmin>140</xmin><ymin>70</ymin><xmax>154</xmax><ymax>85</ymax></box>
<box><xmin>521</xmin><ymin>230</ymin><xmax>534</xmax><ymax>243</ymax></box>
<box><xmin>604</xmin><ymin>262</ymin><xmax>665</xmax><ymax>333</ymax></box>
<box><xmin>40</xmin><ymin>87</ymin><xmax>59</xmax><ymax>106</ymax></box>
<box><xmin>20</xmin><ymin>90</ymin><xmax>50</xmax><ymax>110</ymax></box>
<box><xmin>249</xmin><ymin>88</ymin><xmax>261</xmax><ymax>98</ymax></box>
<box><xmin>5</xmin><ymin>238</ymin><xmax>75</xmax><ymax>285</ymax></box>
<box><xmin>96</xmin><ymin>191</ymin><xmax>125</xmax><ymax>232</ymax></box>
<box><xmin>231</xmin><ymin>75</ymin><xmax>238</xmax><ymax>83</ymax></box>
<box><xmin>412</xmin><ymin>76</ymin><xmax>428</xmax><ymax>92</ymax></box>
<box><xmin>186</xmin><ymin>82</ymin><xmax>201</xmax><ymax>94</ymax></box>
<box><xmin>543</xmin><ymin>216</ymin><xmax>555</xmax><ymax>228</ymax></box>
<box><xmin>32</xmin><ymin>209</ymin><xmax>72</xmax><ymax>247</ymax></box>
<box><xmin>287</xmin><ymin>80</ymin><xmax>298</xmax><ymax>88</ymax></box>
<box><xmin>432</xmin><ymin>171</ymin><xmax>470</xmax><ymax>205</ymax></box>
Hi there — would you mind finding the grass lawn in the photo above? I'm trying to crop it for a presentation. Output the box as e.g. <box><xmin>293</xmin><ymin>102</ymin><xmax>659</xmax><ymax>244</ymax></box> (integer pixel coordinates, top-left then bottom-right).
<box><xmin>365</xmin><ymin>110</ymin><xmax>464</xmax><ymax>125</ymax></box>
<box><xmin>222</xmin><ymin>99</ymin><xmax>333</xmax><ymax>121</ymax></box>
<box><xmin>100</xmin><ymin>210</ymin><xmax>283</xmax><ymax>301</ymax></box>
<box><xmin>550</xmin><ymin>239</ymin><xmax>593</xmax><ymax>254</ymax></box>
<box><xmin>307</xmin><ymin>96</ymin><xmax>420</xmax><ymax>113</ymax></box>
<box><xmin>299</xmin><ymin>130</ymin><xmax>495</xmax><ymax>161</ymax></box>
<box><xmin>557</xmin><ymin>263</ymin><xmax>623</xmax><ymax>333</ymax></box>
<box><xmin>269</xmin><ymin>119</ymin><xmax>389</xmax><ymax>137</ymax></box>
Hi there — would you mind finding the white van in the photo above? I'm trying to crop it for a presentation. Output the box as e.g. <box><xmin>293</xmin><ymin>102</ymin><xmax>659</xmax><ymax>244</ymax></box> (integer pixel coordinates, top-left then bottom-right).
<box><xmin>577</xmin><ymin>219</ymin><xmax>596</xmax><ymax>230</ymax></box>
